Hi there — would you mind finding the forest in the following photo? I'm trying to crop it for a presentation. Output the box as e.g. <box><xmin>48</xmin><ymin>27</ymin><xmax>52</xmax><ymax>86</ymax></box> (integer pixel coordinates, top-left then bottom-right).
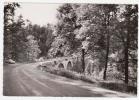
<box><xmin>4</xmin><ymin>3</ymin><xmax>138</xmax><ymax>88</ymax></box>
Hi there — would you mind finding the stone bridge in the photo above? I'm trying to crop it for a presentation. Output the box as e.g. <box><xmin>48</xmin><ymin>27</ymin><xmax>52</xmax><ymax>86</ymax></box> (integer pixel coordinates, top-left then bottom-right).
<box><xmin>39</xmin><ymin>57</ymin><xmax>96</xmax><ymax>74</ymax></box>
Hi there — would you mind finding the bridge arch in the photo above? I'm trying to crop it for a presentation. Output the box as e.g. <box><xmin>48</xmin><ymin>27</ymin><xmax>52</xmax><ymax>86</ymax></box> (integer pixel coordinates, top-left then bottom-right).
<box><xmin>66</xmin><ymin>61</ymin><xmax>73</xmax><ymax>70</ymax></box>
<box><xmin>58</xmin><ymin>63</ymin><xmax>64</xmax><ymax>69</ymax></box>
<box><xmin>85</xmin><ymin>62</ymin><xmax>93</xmax><ymax>75</ymax></box>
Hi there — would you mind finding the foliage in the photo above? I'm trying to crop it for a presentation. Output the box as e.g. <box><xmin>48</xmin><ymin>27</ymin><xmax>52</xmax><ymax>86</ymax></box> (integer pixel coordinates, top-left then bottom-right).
<box><xmin>31</xmin><ymin>24</ymin><xmax>54</xmax><ymax>57</ymax></box>
<box><xmin>4</xmin><ymin>3</ymin><xmax>54</xmax><ymax>61</ymax></box>
<box><xmin>4</xmin><ymin>3</ymin><xmax>20</xmax><ymax>59</ymax></box>
<box><xmin>25</xmin><ymin>35</ymin><xmax>41</xmax><ymax>61</ymax></box>
<box><xmin>54</xmin><ymin>4</ymin><xmax>81</xmax><ymax>54</ymax></box>
<box><xmin>4</xmin><ymin>3</ymin><xmax>138</xmax><ymax>86</ymax></box>
<box><xmin>48</xmin><ymin>36</ymin><xmax>70</xmax><ymax>57</ymax></box>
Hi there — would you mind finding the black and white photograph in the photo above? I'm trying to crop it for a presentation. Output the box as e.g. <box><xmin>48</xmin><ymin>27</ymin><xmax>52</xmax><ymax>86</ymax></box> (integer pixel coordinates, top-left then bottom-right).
<box><xmin>2</xmin><ymin>1</ymin><xmax>138</xmax><ymax>98</ymax></box>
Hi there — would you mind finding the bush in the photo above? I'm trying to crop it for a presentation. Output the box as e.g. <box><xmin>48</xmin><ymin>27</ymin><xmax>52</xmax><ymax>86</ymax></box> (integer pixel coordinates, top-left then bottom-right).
<box><xmin>58</xmin><ymin>69</ymin><xmax>80</xmax><ymax>80</ymax></box>
<box><xmin>80</xmin><ymin>75</ymin><xmax>95</xmax><ymax>84</ymax></box>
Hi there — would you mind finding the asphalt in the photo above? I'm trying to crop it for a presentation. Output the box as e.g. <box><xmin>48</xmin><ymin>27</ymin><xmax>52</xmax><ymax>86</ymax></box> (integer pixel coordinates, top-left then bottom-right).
<box><xmin>3</xmin><ymin>62</ymin><xmax>135</xmax><ymax>97</ymax></box>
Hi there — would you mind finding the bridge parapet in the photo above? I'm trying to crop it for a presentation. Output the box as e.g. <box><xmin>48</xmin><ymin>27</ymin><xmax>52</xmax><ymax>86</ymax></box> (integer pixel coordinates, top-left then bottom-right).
<box><xmin>39</xmin><ymin>56</ymin><xmax>96</xmax><ymax>74</ymax></box>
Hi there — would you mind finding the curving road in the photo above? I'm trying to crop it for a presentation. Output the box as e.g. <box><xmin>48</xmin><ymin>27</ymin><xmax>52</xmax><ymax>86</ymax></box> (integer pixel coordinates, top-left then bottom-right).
<box><xmin>3</xmin><ymin>63</ymin><xmax>135</xmax><ymax>97</ymax></box>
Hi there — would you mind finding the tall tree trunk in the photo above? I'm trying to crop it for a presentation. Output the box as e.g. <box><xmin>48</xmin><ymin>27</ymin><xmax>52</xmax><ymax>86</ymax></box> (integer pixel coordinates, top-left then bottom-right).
<box><xmin>124</xmin><ymin>42</ymin><xmax>129</xmax><ymax>84</ymax></box>
<box><xmin>103</xmin><ymin>15</ymin><xmax>110</xmax><ymax>80</ymax></box>
<box><xmin>82</xmin><ymin>48</ymin><xmax>85</xmax><ymax>73</ymax></box>
<box><xmin>124</xmin><ymin>17</ymin><xmax>130</xmax><ymax>84</ymax></box>
<box><xmin>124</xmin><ymin>5</ymin><xmax>131</xmax><ymax>84</ymax></box>
<box><xmin>103</xmin><ymin>30</ymin><xmax>110</xmax><ymax>80</ymax></box>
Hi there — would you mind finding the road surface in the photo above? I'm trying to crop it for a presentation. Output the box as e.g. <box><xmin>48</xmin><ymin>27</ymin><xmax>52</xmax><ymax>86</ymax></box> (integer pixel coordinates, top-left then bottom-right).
<box><xmin>3</xmin><ymin>63</ymin><xmax>135</xmax><ymax>97</ymax></box>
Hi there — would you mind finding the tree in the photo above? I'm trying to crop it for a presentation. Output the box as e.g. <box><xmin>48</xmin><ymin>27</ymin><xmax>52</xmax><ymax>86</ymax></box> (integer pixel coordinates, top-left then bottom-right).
<box><xmin>26</xmin><ymin>35</ymin><xmax>41</xmax><ymax>61</ymax></box>
<box><xmin>75</xmin><ymin>4</ymin><xmax>118</xmax><ymax>78</ymax></box>
<box><xmin>75</xmin><ymin>4</ymin><xmax>106</xmax><ymax>73</ymax></box>
<box><xmin>29</xmin><ymin>23</ymin><xmax>54</xmax><ymax>57</ymax></box>
<box><xmin>114</xmin><ymin>5</ymin><xmax>138</xmax><ymax>84</ymax></box>
<box><xmin>97</xmin><ymin>5</ymin><xmax>118</xmax><ymax>80</ymax></box>
<box><xmin>48</xmin><ymin>36</ymin><xmax>70</xmax><ymax>58</ymax></box>
<box><xmin>56</xmin><ymin>4</ymin><xmax>81</xmax><ymax>54</ymax></box>
<box><xmin>4</xmin><ymin>2</ymin><xmax>20</xmax><ymax>60</ymax></box>
<box><xmin>10</xmin><ymin>15</ymin><xmax>25</xmax><ymax>61</ymax></box>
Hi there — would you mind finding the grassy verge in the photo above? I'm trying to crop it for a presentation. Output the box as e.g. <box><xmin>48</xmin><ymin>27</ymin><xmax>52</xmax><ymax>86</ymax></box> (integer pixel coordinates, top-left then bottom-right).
<box><xmin>37</xmin><ymin>65</ymin><xmax>96</xmax><ymax>83</ymax></box>
<box><xmin>98</xmin><ymin>81</ymin><xmax>137</xmax><ymax>94</ymax></box>
<box><xmin>37</xmin><ymin>64</ymin><xmax>137</xmax><ymax>94</ymax></box>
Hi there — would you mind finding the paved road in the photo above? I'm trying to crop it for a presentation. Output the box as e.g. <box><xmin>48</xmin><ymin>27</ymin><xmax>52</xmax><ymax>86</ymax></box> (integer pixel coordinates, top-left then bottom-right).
<box><xmin>3</xmin><ymin>63</ymin><xmax>135</xmax><ymax>97</ymax></box>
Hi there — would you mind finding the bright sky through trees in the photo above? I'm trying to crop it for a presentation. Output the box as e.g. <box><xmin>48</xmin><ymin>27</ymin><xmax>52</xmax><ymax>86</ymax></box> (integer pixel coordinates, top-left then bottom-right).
<box><xmin>15</xmin><ymin>3</ymin><xmax>61</xmax><ymax>26</ymax></box>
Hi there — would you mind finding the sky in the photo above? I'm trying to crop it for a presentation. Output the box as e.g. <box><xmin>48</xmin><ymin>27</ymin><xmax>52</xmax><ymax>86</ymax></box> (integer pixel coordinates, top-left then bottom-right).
<box><xmin>15</xmin><ymin>3</ymin><xmax>62</xmax><ymax>26</ymax></box>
